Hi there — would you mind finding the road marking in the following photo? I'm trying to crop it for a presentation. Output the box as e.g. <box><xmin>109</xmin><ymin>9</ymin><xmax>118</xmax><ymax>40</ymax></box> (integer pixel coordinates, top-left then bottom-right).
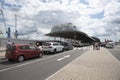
<box><xmin>0</xmin><ymin>49</ymin><xmax>79</xmax><ymax>72</ymax></box>
<box><xmin>0</xmin><ymin>50</ymin><xmax>75</xmax><ymax>72</ymax></box>
<box><xmin>0</xmin><ymin>55</ymin><xmax>59</xmax><ymax>72</ymax></box>
<box><xmin>0</xmin><ymin>60</ymin><xmax>39</xmax><ymax>72</ymax></box>
<box><xmin>0</xmin><ymin>59</ymin><xmax>7</xmax><ymax>62</ymax></box>
<box><xmin>57</xmin><ymin>55</ymin><xmax>70</xmax><ymax>61</ymax></box>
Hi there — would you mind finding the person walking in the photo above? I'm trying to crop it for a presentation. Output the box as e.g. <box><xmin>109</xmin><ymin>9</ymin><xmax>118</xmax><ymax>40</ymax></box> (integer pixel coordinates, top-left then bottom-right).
<box><xmin>93</xmin><ymin>42</ymin><xmax>96</xmax><ymax>50</ymax></box>
<box><xmin>6</xmin><ymin>40</ymin><xmax>12</xmax><ymax>49</ymax></box>
<box><xmin>95</xmin><ymin>42</ymin><xmax>100</xmax><ymax>50</ymax></box>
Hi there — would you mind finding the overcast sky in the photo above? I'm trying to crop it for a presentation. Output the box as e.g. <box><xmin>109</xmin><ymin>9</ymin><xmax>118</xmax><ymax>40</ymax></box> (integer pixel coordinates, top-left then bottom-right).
<box><xmin>0</xmin><ymin>0</ymin><xmax>120</xmax><ymax>42</ymax></box>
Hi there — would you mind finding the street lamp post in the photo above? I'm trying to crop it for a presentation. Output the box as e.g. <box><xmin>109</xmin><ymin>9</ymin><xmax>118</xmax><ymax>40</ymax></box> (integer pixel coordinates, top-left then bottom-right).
<box><xmin>115</xmin><ymin>27</ymin><xmax>118</xmax><ymax>42</ymax></box>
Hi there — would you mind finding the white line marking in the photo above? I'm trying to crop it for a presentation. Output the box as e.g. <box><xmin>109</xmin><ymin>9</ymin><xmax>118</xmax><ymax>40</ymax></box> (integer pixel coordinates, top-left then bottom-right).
<box><xmin>0</xmin><ymin>55</ymin><xmax>61</xmax><ymax>72</ymax></box>
<box><xmin>0</xmin><ymin>59</ymin><xmax>41</xmax><ymax>72</ymax></box>
<box><xmin>57</xmin><ymin>55</ymin><xmax>70</xmax><ymax>61</ymax></box>
<box><xmin>0</xmin><ymin>51</ymin><xmax>72</xmax><ymax>72</ymax></box>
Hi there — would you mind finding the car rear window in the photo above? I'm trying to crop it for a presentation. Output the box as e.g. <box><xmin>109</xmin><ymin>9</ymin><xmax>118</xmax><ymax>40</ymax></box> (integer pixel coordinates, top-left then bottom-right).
<box><xmin>6</xmin><ymin>45</ymin><xmax>16</xmax><ymax>51</ymax></box>
<box><xmin>62</xmin><ymin>42</ymin><xmax>68</xmax><ymax>46</ymax></box>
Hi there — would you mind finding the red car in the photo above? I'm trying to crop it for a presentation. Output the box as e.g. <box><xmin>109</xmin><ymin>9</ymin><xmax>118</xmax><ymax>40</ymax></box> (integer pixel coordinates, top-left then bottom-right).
<box><xmin>5</xmin><ymin>44</ymin><xmax>43</xmax><ymax>62</ymax></box>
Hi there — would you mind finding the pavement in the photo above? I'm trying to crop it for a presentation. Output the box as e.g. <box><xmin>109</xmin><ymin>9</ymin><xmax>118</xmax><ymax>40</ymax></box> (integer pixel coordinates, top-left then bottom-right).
<box><xmin>46</xmin><ymin>47</ymin><xmax>120</xmax><ymax>80</ymax></box>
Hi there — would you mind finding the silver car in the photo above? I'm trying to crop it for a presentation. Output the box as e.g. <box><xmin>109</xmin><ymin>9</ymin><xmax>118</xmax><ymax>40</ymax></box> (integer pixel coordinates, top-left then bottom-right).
<box><xmin>42</xmin><ymin>42</ymin><xmax>64</xmax><ymax>53</ymax></box>
<box><xmin>105</xmin><ymin>43</ymin><xmax>114</xmax><ymax>48</ymax></box>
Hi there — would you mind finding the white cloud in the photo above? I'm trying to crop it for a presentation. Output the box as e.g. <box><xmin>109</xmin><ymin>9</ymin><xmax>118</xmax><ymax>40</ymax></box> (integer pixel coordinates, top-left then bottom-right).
<box><xmin>87</xmin><ymin>0</ymin><xmax>111</xmax><ymax>8</ymax></box>
<box><xmin>0</xmin><ymin>0</ymin><xmax>120</xmax><ymax>41</ymax></box>
<box><xmin>38</xmin><ymin>28</ymin><xmax>50</xmax><ymax>34</ymax></box>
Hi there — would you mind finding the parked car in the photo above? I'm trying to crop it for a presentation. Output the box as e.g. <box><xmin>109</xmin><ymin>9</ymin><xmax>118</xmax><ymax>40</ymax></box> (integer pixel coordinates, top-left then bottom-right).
<box><xmin>100</xmin><ymin>42</ymin><xmax>106</xmax><ymax>47</ymax></box>
<box><xmin>5</xmin><ymin>44</ymin><xmax>43</xmax><ymax>62</ymax></box>
<box><xmin>60</xmin><ymin>41</ymin><xmax>73</xmax><ymax>50</ymax></box>
<box><xmin>42</xmin><ymin>42</ymin><xmax>64</xmax><ymax>53</ymax></box>
<box><xmin>105</xmin><ymin>43</ymin><xmax>114</xmax><ymax>49</ymax></box>
<box><xmin>72</xmin><ymin>42</ymin><xmax>84</xmax><ymax>47</ymax></box>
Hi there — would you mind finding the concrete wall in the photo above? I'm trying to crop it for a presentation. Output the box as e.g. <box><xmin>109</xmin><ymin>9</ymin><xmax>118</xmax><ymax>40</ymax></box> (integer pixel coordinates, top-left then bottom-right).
<box><xmin>0</xmin><ymin>38</ymin><xmax>35</xmax><ymax>47</ymax></box>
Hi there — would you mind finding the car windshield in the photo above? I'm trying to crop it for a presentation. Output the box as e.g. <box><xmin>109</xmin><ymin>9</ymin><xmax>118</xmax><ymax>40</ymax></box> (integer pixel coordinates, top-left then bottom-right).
<box><xmin>62</xmin><ymin>42</ymin><xmax>68</xmax><ymax>46</ymax></box>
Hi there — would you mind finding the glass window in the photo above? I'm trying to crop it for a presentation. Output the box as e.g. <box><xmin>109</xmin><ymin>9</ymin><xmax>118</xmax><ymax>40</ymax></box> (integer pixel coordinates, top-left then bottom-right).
<box><xmin>19</xmin><ymin>45</ymin><xmax>30</xmax><ymax>50</ymax></box>
<box><xmin>53</xmin><ymin>43</ymin><xmax>59</xmax><ymax>46</ymax></box>
<box><xmin>29</xmin><ymin>46</ymin><xmax>36</xmax><ymax>50</ymax></box>
<box><xmin>7</xmin><ymin>45</ymin><xmax>16</xmax><ymax>51</ymax></box>
<box><xmin>42</xmin><ymin>42</ymin><xmax>51</xmax><ymax>46</ymax></box>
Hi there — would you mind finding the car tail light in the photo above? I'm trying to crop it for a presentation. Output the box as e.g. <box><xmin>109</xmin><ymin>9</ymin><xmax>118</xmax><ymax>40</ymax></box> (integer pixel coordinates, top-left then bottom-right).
<box><xmin>15</xmin><ymin>51</ymin><xmax>18</xmax><ymax>53</ymax></box>
<box><xmin>7</xmin><ymin>51</ymin><xmax>12</xmax><ymax>54</ymax></box>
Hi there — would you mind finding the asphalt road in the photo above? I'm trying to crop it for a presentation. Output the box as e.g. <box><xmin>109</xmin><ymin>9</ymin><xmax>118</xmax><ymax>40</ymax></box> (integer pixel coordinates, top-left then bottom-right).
<box><xmin>108</xmin><ymin>45</ymin><xmax>120</xmax><ymax>61</ymax></box>
<box><xmin>0</xmin><ymin>49</ymin><xmax>86</xmax><ymax>80</ymax></box>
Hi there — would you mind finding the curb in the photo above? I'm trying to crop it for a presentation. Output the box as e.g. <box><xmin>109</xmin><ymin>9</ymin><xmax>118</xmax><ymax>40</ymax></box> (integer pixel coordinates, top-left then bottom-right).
<box><xmin>0</xmin><ymin>57</ymin><xmax>6</xmax><ymax>60</ymax></box>
<box><xmin>0</xmin><ymin>50</ymin><xmax>5</xmax><ymax>52</ymax></box>
<box><xmin>0</xmin><ymin>57</ymin><xmax>6</xmax><ymax>62</ymax></box>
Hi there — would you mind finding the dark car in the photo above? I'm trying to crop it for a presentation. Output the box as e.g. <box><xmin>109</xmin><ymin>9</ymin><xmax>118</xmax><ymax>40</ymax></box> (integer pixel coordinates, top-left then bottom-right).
<box><xmin>60</xmin><ymin>42</ymin><xmax>73</xmax><ymax>50</ymax></box>
<box><xmin>5</xmin><ymin>44</ymin><xmax>43</xmax><ymax>62</ymax></box>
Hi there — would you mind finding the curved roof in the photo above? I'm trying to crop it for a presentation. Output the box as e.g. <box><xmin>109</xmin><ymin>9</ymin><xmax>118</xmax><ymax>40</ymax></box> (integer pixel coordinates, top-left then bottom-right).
<box><xmin>46</xmin><ymin>23</ymin><xmax>94</xmax><ymax>43</ymax></box>
<box><xmin>91</xmin><ymin>37</ymin><xmax>100</xmax><ymax>42</ymax></box>
<box><xmin>50</xmin><ymin>23</ymin><xmax>78</xmax><ymax>33</ymax></box>
<box><xmin>46</xmin><ymin>31</ymin><xmax>94</xmax><ymax>43</ymax></box>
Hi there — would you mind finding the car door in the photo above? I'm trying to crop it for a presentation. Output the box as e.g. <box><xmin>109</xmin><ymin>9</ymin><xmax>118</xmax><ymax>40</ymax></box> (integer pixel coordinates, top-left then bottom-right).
<box><xmin>18</xmin><ymin>45</ymin><xmax>32</xmax><ymax>59</ymax></box>
<box><xmin>29</xmin><ymin>46</ymin><xmax>39</xmax><ymax>58</ymax></box>
<box><xmin>53</xmin><ymin>43</ymin><xmax>59</xmax><ymax>52</ymax></box>
<box><xmin>59</xmin><ymin>43</ymin><xmax>63</xmax><ymax>51</ymax></box>
<box><xmin>55</xmin><ymin>43</ymin><xmax>62</xmax><ymax>52</ymax></box>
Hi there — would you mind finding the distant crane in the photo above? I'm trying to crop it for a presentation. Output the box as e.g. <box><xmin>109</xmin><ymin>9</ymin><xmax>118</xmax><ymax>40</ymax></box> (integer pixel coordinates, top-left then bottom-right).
<box><xmin>0</xmin><ymin>0</ymin><xmax>11</xmax><ymax>38</ymax></box>
<box><xmin>0</xmin><ymin>9</ymin><xmax>7</xmax><ymax>33</ymax></box>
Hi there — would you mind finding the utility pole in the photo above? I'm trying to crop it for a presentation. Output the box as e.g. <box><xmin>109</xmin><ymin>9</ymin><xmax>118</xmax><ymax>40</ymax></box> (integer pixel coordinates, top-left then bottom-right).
<box><xmin>115</xmin><ymin>27</ymin><xmax>117</xmax><ymax>42</ymax></box>
<box><xmin>115</xmin><ymin>32</ymin><xmax>117</xmax><ymax>42</ymax></box>
<box><xmin>14</xmin><ymin>14</ymin><xmax>18</xmax><ymax>38</ymax></box>
<box><xmin>15</xmin><ymin>14</ymin><xmax>17</xmax><ymax>30</ymax></box>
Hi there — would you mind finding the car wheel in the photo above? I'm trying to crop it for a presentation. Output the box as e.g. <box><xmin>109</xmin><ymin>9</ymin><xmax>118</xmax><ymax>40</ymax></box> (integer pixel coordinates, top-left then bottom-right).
<box><xmin>53</xmin><ymin>49</ymin><xmax>57</xmax><ymax>54</ymax></box>
<box><xmin>62</xmin><ymin>48</ymin><xmax>64</xmax><ymax>52</ymax></box>
<box><xmin>18</xmin><ymin>56</ymin><xmax>24</xmax><ymax>62</ymax></box>
<box><xmin>39</xmin><ymin>53</ymin><xmax>43</xmax><ymax>58</ymax></box>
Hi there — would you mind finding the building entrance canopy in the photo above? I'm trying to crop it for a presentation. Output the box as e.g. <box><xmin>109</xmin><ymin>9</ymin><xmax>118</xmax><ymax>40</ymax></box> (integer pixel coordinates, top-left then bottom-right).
<box><xmin>45</xmin><ymin>23</ymin><xmax>94</xmax><ymax>43</ymax></box>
